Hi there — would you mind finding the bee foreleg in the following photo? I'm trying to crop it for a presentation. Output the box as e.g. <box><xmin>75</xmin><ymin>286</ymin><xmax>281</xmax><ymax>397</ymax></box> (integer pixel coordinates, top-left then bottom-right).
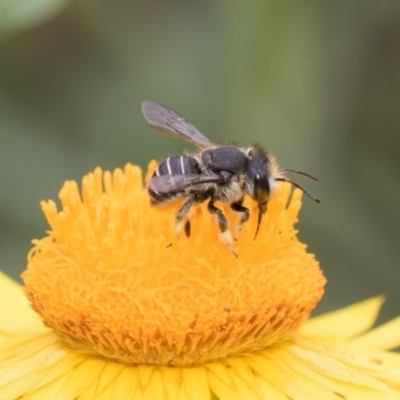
<box><xmin>175</xmin><ymin>194</ymin><xmax>195</xmax><ymax>238</ymax></box>
<box><xmin>230</xmin><ymin>200</ymin><xmax>249</xmax><ymax>239</ymax></box>
<box><xmin>207</xmin><ymin>199</ymin><xmax>237</xmax><ymax>257</ymax></box>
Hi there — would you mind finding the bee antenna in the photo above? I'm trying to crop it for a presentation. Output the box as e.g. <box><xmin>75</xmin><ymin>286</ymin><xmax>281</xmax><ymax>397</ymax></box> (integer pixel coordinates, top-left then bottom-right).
<box><xmin>275</xmin><ymin>178</ymin><xmax>321</xmax><ymax>203</ymax></box>
<box><xmin>278</xmin><ymin>168</ymin><xmax>319</xmax><ymax>182</ymax></box>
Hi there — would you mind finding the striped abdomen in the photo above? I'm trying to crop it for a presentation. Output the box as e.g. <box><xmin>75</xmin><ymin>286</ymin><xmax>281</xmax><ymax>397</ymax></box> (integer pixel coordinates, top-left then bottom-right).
<box><xmin>148</xmin><ymin>155</ymin><xmax>201</xmax><ymax>205</ymax></box>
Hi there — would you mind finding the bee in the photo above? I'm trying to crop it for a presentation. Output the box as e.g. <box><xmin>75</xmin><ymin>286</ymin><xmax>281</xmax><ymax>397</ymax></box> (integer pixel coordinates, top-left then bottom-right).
<box><xmin>142</xmin><ymin>101</ymin><xmax>319</xmax><ymax>255</ymax></box>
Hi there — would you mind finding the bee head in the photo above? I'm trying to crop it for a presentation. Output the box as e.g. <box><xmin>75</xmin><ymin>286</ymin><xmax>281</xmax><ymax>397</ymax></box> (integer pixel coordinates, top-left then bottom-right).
<box><xmin>245</xmin><ymin>145</ymin><xmax>274</xmax><ymax>206</ymax></box>
<box><xmin>246</xmin><ymin>145</ymin><xmax>320</xmax><ymax>239</ymax></box>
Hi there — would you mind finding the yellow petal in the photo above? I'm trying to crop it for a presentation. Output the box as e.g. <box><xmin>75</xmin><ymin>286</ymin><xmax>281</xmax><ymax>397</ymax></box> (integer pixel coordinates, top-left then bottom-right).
<box><xmin>0</xmin><ymin>337</ymin><xmax>69</xmax><ymax>400</ymax></box>
<box><xmin>350</xmin><ymin>316</ymin><xmax>400</xmax><ymax>351</ymax></box>
<box><xmin>225</xmin><ymin>357</ymin><xmax>263</xmax><ymax>398</ymax></box>
<box><xmin>299</xmin><ymin>296</ymin><xmax>385</xmax><ymax>341</ymax></box>
<box><xmin>251</xmin><ymin>346</ymin><xmax>400</xmax><ymax>400</ymax></box>
<box><xmin>160</xmin><ymin>366</ymin><xmax>182</xmax><ymax>400</ymax></box>
<box><xmin>20</xmin><ymin>354</ymin><xmax>103</xmax><ymax>400</ymax></box>
<box><xmin>254</xmin><ymin>376</ymin><xmax>288</xmax><ymax>400</ymax></box>
<box><xmin>0</xmin><ymin>366</ymin><xmax>52</xmax><ymax>400</ymax></box>
<box><xmin>79</xmin><ymin>362</ymin><xmax>126</xmax><ymax>400</ymax></box>
<box><xmin>286</xmin><ymin>341</ymin><xmax>390</xmax><ymax>391</ymax></box>
<box><xmin>102</xmin><ymin>367</ymin><xmax>140</xmax><ymax>400</ymax></box>
<box><xmin>270</xmin><ymin>345</ymin><xmax>342</xmax><ymax>393</ymax></box>
<box><xmin>181</xmin><ymin>367</ymin><xmax>210</xmax><ymax>400</ymax></box>
<box><xmin>0</xmin><ymin>336</ymin><xmax>64</xmax><ymax>387</ymax></box>
<box><xmin>292</xmin><ymin>337</ymin><xmax>400</xmax><ymax>390</ymax></box>
<box><xmin>246</xmin><ymin>352</ymin><xmax>341</xmax><ymax>400</ymax></box>
<box><xmin>206</xmin><ymin>360</ymin><xmax>261</xmax><ymax>400</ymax></box>
<box><xmin>331</xmin><ymin>382</ymin><xmax>400</xmax><ymax>400</ymax></box>
<box><xmin>0</xmin><ymin>272</ymin><xmax>45</xmax><ymax>342</ymax></box>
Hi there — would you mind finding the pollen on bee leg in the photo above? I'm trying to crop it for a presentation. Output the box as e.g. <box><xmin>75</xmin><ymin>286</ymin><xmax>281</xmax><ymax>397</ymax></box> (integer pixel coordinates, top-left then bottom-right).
<box><xmin>174</xmin><ymin>219</ymin><xmax>185</xmax><ymax>238</ymax></box>
<box><xmin>219</xmin><ymin>229</ymin><xmax>237</xmax><ymax>257</ymax></box>
<box><xmin>230</xmin><ymin>202</ymin><xmax>250</xmax><ymax>240</ymax></box>
<box><xmin>233</xmin><ymin>223</ymin><xmax>244</xmax><ymax>240</ymax></box>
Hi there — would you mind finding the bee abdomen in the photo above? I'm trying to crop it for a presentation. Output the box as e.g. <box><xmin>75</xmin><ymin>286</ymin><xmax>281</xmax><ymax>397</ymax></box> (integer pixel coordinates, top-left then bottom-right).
<box><xmin>155</xmin><ymin>155</ymin><xmax>200</xmax><ymax>176</ymax></box>
<box><xmin>149</xmin><ymin>155</ymin><xmax>200</xmax><ymax>205</ymax></box>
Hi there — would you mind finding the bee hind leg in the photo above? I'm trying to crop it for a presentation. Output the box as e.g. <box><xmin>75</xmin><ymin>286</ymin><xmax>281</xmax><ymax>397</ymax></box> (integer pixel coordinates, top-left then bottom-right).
<box><xmin>230</xmin><ymin>199</ymin><xmax>249</xmax><ymax>239</ymax></box>
<box><xmin>207</xmin><ymin>199</ymin><xmax>237</xmax><ymax>257</ymax></box>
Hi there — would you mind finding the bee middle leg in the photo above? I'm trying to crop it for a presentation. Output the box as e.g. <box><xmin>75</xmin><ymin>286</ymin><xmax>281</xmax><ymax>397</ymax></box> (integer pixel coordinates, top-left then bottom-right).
<box><xmin>174</xmin><ymin>194</ymin><xmax>196</xmax><ymax>237</ymax></box>
<box><xmin>207</xmin><ymin>199</ymin><xmax>237</xmax><ymax>257</ymax></box>
<box><xmin>230</xmin><ymin>199</ymin><xmax>250</xmax><ymax>238</ymax></box>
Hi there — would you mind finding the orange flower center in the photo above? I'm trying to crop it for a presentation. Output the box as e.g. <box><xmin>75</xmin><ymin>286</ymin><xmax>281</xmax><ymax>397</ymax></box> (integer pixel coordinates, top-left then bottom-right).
<box><xmin>23</xmin><ymin>163</ymin><xmax>325</xmax><ymax>366</ymax></box>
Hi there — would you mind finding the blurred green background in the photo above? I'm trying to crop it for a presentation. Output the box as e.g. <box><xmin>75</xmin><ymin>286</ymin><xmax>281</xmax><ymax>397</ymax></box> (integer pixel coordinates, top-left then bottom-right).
<box><xmin>1</xmin><ymin>1</ymin><xmax>399</xmax><ymax>322</ymax></box>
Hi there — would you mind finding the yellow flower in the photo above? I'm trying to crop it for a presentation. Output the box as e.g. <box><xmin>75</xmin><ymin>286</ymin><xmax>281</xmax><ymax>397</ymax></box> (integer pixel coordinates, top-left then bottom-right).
<box><xmin>1</xmin><ymin>163</ymin><xmax>400</xmax><ymax>399</ymax></box>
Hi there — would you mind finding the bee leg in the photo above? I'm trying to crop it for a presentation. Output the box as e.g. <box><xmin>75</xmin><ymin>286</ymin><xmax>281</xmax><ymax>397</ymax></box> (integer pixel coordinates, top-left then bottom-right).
<box><xmin>230</xmin><ymin>200</ymin><xmax>249</xmax><ymax>239</ymax></box>
<box><xmin>207</xmin><ymin>199</ymin><xmax>237</xmax><ymax>257</ymax></box>
<box><xmin>175</xmin><ymin>194</ymin><xmax>195</xmax><ymax>237</ymax></box>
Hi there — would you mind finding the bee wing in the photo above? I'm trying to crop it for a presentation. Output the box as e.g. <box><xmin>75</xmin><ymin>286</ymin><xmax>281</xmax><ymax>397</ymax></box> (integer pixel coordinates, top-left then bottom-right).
<box><xmin>142</xmin><ymin>101</ymin><xmax>214</xmax><ymax>149</ymax></box>
<box><xmin>149</xmin><ymin>174</ymin><xmax>224</xmax><ymax>193</ymax></box>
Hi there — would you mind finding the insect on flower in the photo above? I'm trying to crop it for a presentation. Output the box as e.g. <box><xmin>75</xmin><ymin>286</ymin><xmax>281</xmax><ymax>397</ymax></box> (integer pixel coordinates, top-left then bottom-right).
<box><xmin>142</xmin><ymin>101</ymin><xmax>320</xmax><ymax>255</ymax></box>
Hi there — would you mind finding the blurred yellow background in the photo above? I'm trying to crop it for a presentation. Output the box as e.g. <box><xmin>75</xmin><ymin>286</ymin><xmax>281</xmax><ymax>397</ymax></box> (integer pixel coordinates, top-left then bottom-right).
<box><xmin>1</xmin><ymin>1</ymin><xmax>399</xmax><ymax>323</ymax></box>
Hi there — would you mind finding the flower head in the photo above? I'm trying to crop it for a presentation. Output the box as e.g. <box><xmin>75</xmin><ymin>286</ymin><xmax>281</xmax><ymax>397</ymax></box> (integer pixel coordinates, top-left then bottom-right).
<box><xmin>1</xmin><ymin>163</ymin><xmax>400</xmax><ymax>399</ymax></box>
<box><xmin>22</xmin><ymin>163</ymin><xmax>325</xmax><ymax>366</ymax></box>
